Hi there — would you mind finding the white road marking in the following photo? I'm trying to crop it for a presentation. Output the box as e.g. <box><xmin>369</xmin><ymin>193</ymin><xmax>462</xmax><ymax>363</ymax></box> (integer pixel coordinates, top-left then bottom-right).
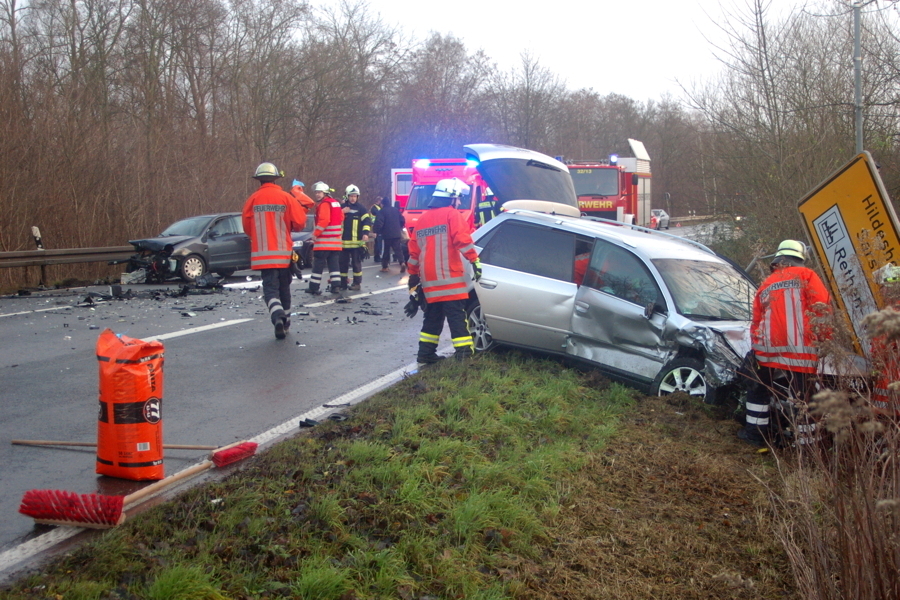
<box><xmin>143</xmin><ymin>319</ymin><xmax>254</xmax><ymax>342</ymax></box>
<box><xmin>0</xmin><ymin>306</ymin><xmax>73</xmax><ymax>318</ymax></box>
<box><xmin>302</xmin><ymin>284</ymin><xmax>406</xmax><ymax>308</ymax></box>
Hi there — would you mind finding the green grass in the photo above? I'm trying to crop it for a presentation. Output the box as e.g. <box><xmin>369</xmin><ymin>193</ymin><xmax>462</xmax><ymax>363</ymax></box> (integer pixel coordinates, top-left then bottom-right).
<box><xmin>1</xmin><ymin>353</ymin><xmax>634</xmax><ymax>600</ymax></box>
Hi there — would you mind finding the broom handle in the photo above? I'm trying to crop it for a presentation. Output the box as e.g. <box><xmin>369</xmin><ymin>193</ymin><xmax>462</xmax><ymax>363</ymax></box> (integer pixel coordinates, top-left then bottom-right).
<box><xmin>11</xmin><ymin>439</ymin><xmax>218</xmax><ymax>450</ymax></box>
<box><xmin>122</xmin><ymin>440</ymin><xmax>252</xmax><ymax>507</ymax></box>
<box><xmin>122</xmin><ymin>461</ymin><xmax>214</xmax><ymax>507</ymax></box>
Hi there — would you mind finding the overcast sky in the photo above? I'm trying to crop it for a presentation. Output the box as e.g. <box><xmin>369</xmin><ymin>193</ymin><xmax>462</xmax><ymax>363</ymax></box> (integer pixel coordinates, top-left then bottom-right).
<box><xmin>330</xmin><ymin>0</ymin><xmax>740</xmax><ymax>101</ymax></box>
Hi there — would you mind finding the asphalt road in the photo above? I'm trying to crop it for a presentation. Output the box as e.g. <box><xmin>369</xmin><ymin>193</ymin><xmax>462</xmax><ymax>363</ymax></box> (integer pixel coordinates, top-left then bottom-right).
<box><xmin>0</xmin><ymin>261</ymin><xmax>425</xmax><ymax>568</ymax></box>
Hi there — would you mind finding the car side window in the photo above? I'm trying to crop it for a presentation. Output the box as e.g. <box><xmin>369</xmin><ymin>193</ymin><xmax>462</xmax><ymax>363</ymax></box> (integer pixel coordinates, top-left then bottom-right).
<box><xmin>584</xmin><ymin>239</ymin><xmax>661</xmax><ymax>307</ymax></box>
<box><xmin>479</xmin><ymin>222</ymin><xmax>575</xmax><ymax>282</ymax></box>
<box><xmin>211</xmin><ymin>217</ymin><xmax>239</xmax><ymax>236</ymax></box>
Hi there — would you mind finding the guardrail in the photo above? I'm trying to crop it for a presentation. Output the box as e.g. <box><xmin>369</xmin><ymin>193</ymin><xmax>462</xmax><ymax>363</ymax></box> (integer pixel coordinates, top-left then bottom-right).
<box><xmin>0</xmin><ymin>246</ymin><xmax>133</xmax><ymax>269</ymax></box>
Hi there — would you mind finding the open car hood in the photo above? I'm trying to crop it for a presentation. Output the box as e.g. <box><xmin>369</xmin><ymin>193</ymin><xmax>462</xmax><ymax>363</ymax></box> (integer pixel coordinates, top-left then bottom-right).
<box><xmin>129</xmin><ymin>235</ymin><xmax>194</xmax><ymax>252</ymax></box>
<box><xmin>464</xmin><ymin>144</ymin><xmax>580</xmax><ymax>217</ymax></box>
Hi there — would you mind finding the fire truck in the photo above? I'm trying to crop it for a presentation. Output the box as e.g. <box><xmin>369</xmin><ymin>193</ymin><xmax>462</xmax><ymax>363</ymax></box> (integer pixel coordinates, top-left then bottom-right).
<box><xmin>566</xmin><ymin>138</ymin><xmax>651</xmax><ymax>226</ymax></box>
<box><xmin>401</xmin><ymin>157</ymin><xmax>489</xmax><ymax>236</ymax></box>
<box><xmin>390</xmin><ymin>168</ymin><xmax>412</xmax><ymax>209</ymax></box>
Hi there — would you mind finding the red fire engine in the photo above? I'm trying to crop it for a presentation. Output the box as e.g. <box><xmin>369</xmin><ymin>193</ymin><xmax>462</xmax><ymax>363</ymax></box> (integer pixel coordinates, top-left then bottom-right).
<box><xmin>401</xmin><ymin>157</ymin><xmax>489</xmax><ymax>236</ymax></box>
<box><xmin>566</xmin><ymin>139</ymin><xmax>651</xmax><ymax>226</ymax></box>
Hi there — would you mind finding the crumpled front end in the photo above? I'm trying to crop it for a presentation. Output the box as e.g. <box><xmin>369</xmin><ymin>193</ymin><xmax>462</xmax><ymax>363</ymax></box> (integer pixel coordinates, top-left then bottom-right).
<box><xmin>125</xmin><ymin>239</ymin><xmax>180</xmax><ymax>283</ymax></box>
<box><xmin>673</xmin><ymin>319</ymin><xmax>751</xmax><ymax>389</ymax></box>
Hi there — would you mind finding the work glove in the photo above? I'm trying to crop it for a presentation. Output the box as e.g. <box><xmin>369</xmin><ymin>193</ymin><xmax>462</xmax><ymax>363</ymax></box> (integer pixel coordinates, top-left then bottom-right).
<box><xmin>472</xmin><ymin>258</ymin><xmax>482</xmax><ymax>282</ymax></box>
<box><xmin>404</xmin><ymin>285</ymin><xmax>420</xmax><ymax>319</ymax></box>
<box><xmin>408</xmin><ymin>274</ymin><xmax>420</xmax><ymax>293</ymax></box>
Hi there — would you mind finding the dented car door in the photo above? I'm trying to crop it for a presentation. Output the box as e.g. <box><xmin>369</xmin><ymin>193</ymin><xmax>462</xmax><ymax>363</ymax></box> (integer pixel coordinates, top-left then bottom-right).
<box><xmin>568</xmin><ymin>239</ymin><xmax>670</xmax><ymax>383</ymax></box>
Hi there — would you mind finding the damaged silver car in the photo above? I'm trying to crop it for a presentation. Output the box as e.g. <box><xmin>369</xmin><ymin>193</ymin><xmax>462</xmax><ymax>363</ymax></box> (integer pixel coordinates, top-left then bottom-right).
<box><xmin>467</xmin><ymin>209</ymin><xmax>755</xmax><ymax>403</ymax></box>
<box><xmin>123</xmin><ymin>213</ymin><xmax>250</xmax><ymax>283</ymax></box>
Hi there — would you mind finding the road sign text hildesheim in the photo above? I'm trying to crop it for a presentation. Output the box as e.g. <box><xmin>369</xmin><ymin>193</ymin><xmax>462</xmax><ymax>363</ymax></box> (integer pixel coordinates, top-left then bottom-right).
<box><xmin>797</xmin><ymin>152</ymin><xmax>900</xmax><ymax>356</ymax></box>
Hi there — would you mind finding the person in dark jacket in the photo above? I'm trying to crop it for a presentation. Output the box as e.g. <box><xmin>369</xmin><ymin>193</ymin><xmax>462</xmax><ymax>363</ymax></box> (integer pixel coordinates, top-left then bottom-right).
<box><xmin>373</xmin><ymin>199</ymin><xmax>407</xmax><ymax>273</ymax></box>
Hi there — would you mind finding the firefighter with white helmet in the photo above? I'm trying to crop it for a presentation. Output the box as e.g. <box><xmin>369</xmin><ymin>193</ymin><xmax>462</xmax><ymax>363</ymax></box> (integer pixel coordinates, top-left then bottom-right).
<box><xmin>242</xmin><ymin>162</ymin><xmax>307</xmax><ymax>339</ymax></box>
<box><xmin>338</xmin><ymin>184</ymin><xmax>371</xmax><ymax>290</ymax></box>
<box><xmin>406</xmin><ymin>178</ymin><xmax>481</xmax><ymax>363</ymax></box>
<box><xmin>740</xmin><ymin>239</ymin><xmax>831</xmax><ymax>446</ymax></box>
<box><xmin>306</xmin><ymin>181</ymin><xmax>344</xmax><ymax>294</ymax></box>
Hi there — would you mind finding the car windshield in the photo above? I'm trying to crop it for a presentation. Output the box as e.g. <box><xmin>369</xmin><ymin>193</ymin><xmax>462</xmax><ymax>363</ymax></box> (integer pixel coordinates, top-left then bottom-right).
<box><xmin>406</xmin><ymin>184</ymin><xmax>472</xmax><ymax>210</ymax></box>
<box><xmin>653</xmin><ymin>258</ymin><xmax>754</xmax><ymax>321</ymax></box>
<box><xmin>569</xmin><ymin>168</ymin><xmax>620</xmax><ymax>197</ymax></box>
<box><xmin>477</xmin><ymin>158</ymin><xmax>578</xmax><ymax>208</ymax></box>
<box><xmin>160</xmin><ymin>216</ymin><xmax>212</xmax><ymax>237</ymax></box>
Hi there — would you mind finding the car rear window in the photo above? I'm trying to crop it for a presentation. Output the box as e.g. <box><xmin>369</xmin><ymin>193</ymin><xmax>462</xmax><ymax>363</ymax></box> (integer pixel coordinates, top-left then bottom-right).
<box><xmin>479</xmin><ymin>222</ymin><xmax>575</xmax><ymax>281</ymax></box>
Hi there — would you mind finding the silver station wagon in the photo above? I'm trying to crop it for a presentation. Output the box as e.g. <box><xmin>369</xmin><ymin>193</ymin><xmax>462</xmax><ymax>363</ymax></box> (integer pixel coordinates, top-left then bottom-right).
<box><xmin>464</xmin><ymin>144</ymin><xmax>755</xmax><ymax>403</ymax></box>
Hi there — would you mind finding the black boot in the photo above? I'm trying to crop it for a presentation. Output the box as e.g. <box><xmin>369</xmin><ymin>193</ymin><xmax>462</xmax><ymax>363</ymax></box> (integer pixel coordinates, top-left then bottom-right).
<box><xmin>737</xmin><ymin>425</ymin><xmax>767</xmax><ymax>447</ymax></box>
<box><xmin>417</xmin><ymin>341</ymin><xmax>443</xmax><ymax>364</ymax></box>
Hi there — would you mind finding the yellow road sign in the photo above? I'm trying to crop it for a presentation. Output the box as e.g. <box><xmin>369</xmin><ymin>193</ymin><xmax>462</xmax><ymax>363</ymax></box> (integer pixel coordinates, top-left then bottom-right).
<box><xmin>798</xmin><ymin>152</ymin><xmax>900</xmax><ymax>355</ymax></box>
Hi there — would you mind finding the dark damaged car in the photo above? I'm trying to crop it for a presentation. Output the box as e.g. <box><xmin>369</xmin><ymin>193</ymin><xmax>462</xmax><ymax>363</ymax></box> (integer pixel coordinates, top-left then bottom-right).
<box><xmin>464</xmin><ymin>144</ymin><xmax>756</xmax><ymax>403</ymax></box>
<box><xmin>123</xmin><ymin>213</ymin><xmax>250</xmax><ymax>282</ymax></box>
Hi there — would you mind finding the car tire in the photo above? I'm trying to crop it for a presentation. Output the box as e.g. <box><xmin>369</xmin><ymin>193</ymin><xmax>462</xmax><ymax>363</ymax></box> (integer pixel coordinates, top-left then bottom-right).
<box><xmin>179</xmin><ymin>254</ymin><xmax>206</xmax><ymax>282</ymax></box>
<box><xmin>466</xmin><ymin>301</ymin><xmax>494</xmax><ymax>352</ymax></box>
<box><xmin>652</xmin><ymin>358</ymin><xmax>711</xmax><ymax>403</ymax></box>
<box><xmin>216</xmin><ymin>269</ymin><xmax>235</xmax><ymax>278</ymax></box>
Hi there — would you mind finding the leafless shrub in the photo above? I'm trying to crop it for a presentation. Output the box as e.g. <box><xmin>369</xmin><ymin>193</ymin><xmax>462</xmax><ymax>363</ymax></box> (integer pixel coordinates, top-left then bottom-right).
<box><xmin>765</xmin><ymin>367</ymin><xmax>900</xmax><ymax>600</ymax></box>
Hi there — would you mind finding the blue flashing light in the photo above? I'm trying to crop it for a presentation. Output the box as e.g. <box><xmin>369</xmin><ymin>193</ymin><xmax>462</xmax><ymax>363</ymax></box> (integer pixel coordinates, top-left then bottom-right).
<box><xmin>466</xmin><ymin>158</ymin><xmax>480</xmax><ymax>169</ymax></box>
<box><xmin>414</xmin><ymin>159</ymin><xmax>430</xmax><ymax>169</ymax></box>
<box><xmin>609</xmin><ymin>154</ymin><xmax>619</xmax><ymax>165</ymax></box>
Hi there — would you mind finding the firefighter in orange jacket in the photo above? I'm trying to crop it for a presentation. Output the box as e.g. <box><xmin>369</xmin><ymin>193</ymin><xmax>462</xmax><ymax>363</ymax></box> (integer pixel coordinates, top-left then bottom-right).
<box><xmin>740</xmin><ymin>240</ymin><xmax>831</xmax><ymax>445</ymax></box>
<box><xmin>407</xmin><ymin>178</ymin><xmax>481</xmax><ymax>363</ymax></box>
<box><xmin>242</xmin><ymin>162</ymin><xmax>307</xmax><ymax>339</ymax></box>
<box><xmin>306</xmin><ymin>181</ymin><xmax>344</xmax><ymax>294</ymax></box>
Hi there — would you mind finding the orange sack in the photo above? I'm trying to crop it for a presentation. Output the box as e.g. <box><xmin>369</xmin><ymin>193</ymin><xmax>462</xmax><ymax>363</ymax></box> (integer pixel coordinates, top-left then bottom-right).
<box><xmin>95</xmin><ymin>329</ymin><xmax>165</xmax><ymax>480</ymax></box>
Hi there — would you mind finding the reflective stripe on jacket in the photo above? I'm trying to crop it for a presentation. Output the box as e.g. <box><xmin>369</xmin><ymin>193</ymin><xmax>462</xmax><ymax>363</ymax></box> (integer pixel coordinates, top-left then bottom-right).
<box><xmin>407</xmin><ymin>206</ymin><xmax>478</xmax><ymax>303</ymax></box>
<box><xmin>751</xmin><ymin>265</ymin><xmax>831</xmax><ymax>373</ymax></box>
<box><xmin>313</xmin><ymin>196</ymin><xmax>344</xmax><ymax>252</ymax></box>
<box><xmin>341</xmin><ymin>201</ymin><xmax>371</xmax><ymax>248</ymax></box>
<box><xmin>242</xmin><ymin>183</ymin><xmax>305</xmax><ymax>270</ymax></box>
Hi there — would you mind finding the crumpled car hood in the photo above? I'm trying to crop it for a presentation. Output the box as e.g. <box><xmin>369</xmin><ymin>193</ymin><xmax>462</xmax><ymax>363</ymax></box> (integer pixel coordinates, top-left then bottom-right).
<box><xmin>129</xmin><ymin>236</ymin><xmax>193</xmax><ymax>252</ymax></box>
<box><xmin>670</xmin><ymin>316</ymin><xmax>751</xmax><ymax>388</ymax></box>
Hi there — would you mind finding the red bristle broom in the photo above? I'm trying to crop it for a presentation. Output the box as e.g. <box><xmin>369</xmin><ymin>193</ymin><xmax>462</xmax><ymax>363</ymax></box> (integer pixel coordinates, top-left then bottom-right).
<box><xmin>18</xmin><ymin>440</ymin><xmax>258</xmax><ymax>528</ymax></box>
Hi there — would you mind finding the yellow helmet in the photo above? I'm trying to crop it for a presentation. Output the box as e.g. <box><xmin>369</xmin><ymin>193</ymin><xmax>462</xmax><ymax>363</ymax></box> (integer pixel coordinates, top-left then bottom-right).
<box><xmin>774</xmin><ymin>239</ymin><xmax>806</xmax><ymax>261</ymax></box>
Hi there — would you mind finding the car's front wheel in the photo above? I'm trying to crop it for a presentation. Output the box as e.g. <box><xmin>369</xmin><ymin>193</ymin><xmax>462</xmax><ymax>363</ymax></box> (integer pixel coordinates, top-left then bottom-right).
<box><xmin>466</xmin><ymin>301</ymin><xmax>494</xmax><ymax>352</ymax></box>
<box><xmin>179</xmin><ymin>254</ymin><xmax>206</xmax><ymax>282</ymax></box>
<box><xmin>652</xmin><ymin>358</ymin><xmax>711</xmax><ymax>403</ymax></box>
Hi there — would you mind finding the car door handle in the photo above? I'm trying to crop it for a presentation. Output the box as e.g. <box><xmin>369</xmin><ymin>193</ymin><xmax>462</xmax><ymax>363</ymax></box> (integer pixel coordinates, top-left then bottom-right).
<box><xmin>478</xmin><ymin>279</ymin><xmax>497</xmax><ymax>290</ymax></box>
<box><xmin>575</xmin><ymin>301</ymin><xmax>589</xmax><ymax>313</ymax></box>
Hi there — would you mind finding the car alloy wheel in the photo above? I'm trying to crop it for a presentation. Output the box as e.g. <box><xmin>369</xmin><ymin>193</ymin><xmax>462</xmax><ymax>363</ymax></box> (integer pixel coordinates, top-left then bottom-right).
<box><xmin>653</xmin><ymin>358</ymin><xmax>710</xmax><ymax>403</ymax></box>
<box><xmin>179</xmin><ymin>254</ymin><xmax>206</xmax><ymax>282</ymax></box>
<box><xmin>466</xmin><ymin>302</ymin><xmax>494</xmax><ymax>352</ymax></box>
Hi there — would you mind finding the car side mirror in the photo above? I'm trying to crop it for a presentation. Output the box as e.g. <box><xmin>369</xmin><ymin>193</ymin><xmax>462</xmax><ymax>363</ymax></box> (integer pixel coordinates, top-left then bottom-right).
<box><xmin>644</xmin><ymin>302</ymin><xmax>666</xmax><ymax>319</ymax></box>
<box><xmin>208</xmin><ymin>230</ymin><xmax>219</xmax><ymax>239</ymax></box>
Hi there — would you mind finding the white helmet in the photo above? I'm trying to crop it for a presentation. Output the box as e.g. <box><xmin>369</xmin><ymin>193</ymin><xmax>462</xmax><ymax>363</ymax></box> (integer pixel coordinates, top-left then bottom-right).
<box><xmin>254</xmin><ymin>162</ymin><xmax>282</xmax><ymax>179</ymax></box>
<box><xmin>312</xmin><ymin>181</ymin><xmax>330</xmax><ymax>193</ymax></box>
<box><xmin>432</xmin><ymin>178</ymin><xmax>469</xmax><ymax>199</ymax></box>
<box><xmin>345</xmin><ymin>184</ymin><xmax>360</xmax><ymax>197</ymax></box>
<box><xmin>774</xmin><ymin>239</ymin><xmax>806</xmax><ymax>262</ymax></box>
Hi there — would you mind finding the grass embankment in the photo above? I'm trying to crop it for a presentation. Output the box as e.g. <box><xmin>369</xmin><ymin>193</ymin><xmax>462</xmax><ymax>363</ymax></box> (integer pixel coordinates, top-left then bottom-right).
<box><xmin>2</xmin><ymin>353</ymin><xmax>794</xmax><ymax>600</ymax></box>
